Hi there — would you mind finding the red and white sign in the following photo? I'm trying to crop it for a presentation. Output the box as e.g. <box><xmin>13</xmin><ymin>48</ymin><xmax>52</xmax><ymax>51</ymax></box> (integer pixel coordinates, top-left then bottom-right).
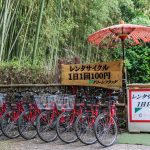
<box><xmin>129</xmin><ymin>89</ymin><xmax>150</xmax><ymax>122</ymax></box>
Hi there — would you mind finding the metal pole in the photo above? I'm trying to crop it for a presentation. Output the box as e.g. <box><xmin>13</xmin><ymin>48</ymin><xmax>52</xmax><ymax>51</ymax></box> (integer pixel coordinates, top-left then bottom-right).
<box><xmin>121</xmin><ymin>39</ymin><xmax>127</xmax><ymax>104</ymax></box>
<box><xmin>121</xmin><ymin>38</ymin><xmax>128</xmax><ymax>131</ymax></box>
<box><xmin>122</xmin><ymin>39</ymin><xmax>125</xmax><ymax>61</ymax></box>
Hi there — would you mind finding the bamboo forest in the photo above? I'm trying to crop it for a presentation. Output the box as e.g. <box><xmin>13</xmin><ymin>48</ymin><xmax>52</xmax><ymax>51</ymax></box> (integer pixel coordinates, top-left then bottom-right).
<box><xmin>0</xmin><ymin>0</ymin><xmax>150</xmax><ymax>84</ymax></box>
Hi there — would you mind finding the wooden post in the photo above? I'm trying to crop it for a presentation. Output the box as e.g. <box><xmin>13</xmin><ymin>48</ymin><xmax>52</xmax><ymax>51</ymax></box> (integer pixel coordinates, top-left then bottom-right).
<box><xmin>55</xmin><ymin>56</ymin><xmax>81</xmax><ymax>83</ymax></box>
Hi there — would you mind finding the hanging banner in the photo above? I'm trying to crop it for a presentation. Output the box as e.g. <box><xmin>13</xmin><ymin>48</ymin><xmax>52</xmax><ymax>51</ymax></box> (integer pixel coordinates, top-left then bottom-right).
<box><xmin>61</xmin><ymin>60</ymin><xmax>123</xmax><ymax>90</ymax></box>
<box><xmin>129</xmin><ymin>89</ymin><xmax>150</xmax><ymax>122</ymax></box>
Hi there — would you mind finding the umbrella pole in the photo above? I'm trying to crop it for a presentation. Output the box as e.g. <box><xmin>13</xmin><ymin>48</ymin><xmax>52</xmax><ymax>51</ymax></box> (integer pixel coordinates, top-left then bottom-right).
<box><xmin>121</xmin><ymin>39</ymin><xmax>128</xmax><ymax>131</ymax></box>
<box><xmin>122</xmin><ymin>39</ymin><xmax>125</xmax><ymax>61</ymax></box>
<box><xmin>121</xmin><ymin>39</ymin><xmax>127</xmax><ymax>104</ymax></box>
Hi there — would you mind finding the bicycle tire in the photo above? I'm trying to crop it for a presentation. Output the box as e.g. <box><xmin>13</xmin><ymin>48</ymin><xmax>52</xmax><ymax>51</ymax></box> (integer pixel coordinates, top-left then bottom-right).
<box><xmin>56</xmin><ymin>112</ymin><xmax>77</xmax><ymax>143</ymax></box>
<box><xmin>0</xmin><ymin>122</ymin><xmax>2</xmax><ymax>136</ymax></box>
<box><xmin>36</xmin><ymin>111</ymin><xmax>57</xmax><ymax>142</ymax></box>
<box><xmin>0</xmin><ymin>118</ymin><xmax>3</xmax><ymax>136</ymax></box>
<box><xmin>1</xmin><ymin>111</ymin><xmax>20</xmax><ymax>139</ymax></box>
<box><xmin>18</xmin><ymin>111</ymin><xmax>37</xmax><ymax>140</ymax></box>
<box><xmin>75</xmin><ymin>113</ymin><xmax>97</xmax><ymax>145</ymax></box>
<box><xmin>94</xmin><ymin>113</ymin><xmax>118</xmax><ymax>147</ymax></box>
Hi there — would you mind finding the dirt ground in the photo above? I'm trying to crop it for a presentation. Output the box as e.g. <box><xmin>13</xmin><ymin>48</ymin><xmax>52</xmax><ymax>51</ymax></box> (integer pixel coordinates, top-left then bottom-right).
<box><xmin>0</xmin><ymin>136</ymin><xmax>150</xmax><ymax>150</ymax></box>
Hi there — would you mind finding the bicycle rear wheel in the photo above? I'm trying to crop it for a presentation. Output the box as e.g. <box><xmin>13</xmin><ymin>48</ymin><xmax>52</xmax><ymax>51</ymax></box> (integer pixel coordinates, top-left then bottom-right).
<box><xmin>94</xmin><ymin>114</ymin><xmax>118</xmax><ymax>147</ymax></box>
<box><xmin>0</xmin><ymin>118</ymin><xmax>2</xmax><ymax>136</ymax></box>
<box><xmin>18</xmin><ymin>111</ymin><xmax>37</xmax><ymax>140</ymax></box>
<box><xmin>1</xmin><ymin>111</ymin><xmax>19</xmax><ymax>138</ymax></box>
<box><xmin>0</xmin><ymin>111</ymin><xmax>4</xmax><ymax>136</ymax></box>
<box><xmin>36</xmin><ymin>111</ymin><xmax>57</xmax><ymax>142</ymax></box>
<box><xmin>56</xmin><ymin>112</ymin><xmax>77</xmax><ymax>143</ymax></box>
<box><xmin>75</xmin><ymin>113</ymin><xmax>97</xmax><ymax>145</ymax></box>
<box><xmin>0</xmin><ymin>127</ymin><xmax>2</xmax><ymax>136</ymax></box>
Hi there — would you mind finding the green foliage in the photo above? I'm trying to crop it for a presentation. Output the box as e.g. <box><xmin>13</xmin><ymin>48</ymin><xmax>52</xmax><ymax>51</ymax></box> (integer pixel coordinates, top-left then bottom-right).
<box><xmin>112</xmin><ymin>44</ymin><xmax>150</xmax><ymax>83</ymax></box>
<box><xmin>131</xmin><ymin>15</ymin><xmax>150</xmax><ymax>26</ymax></box>
<box><xmin>0</xmin><ymin>59</ymin><xmax>53</xmax><ymax>84</ymax></box>
<box><xmin>118</xmin><ymin>0</ymin><xmax>135</xmax><ymax>22</ymax></box>
<box><xmin>126</xmin><ymin>45</ymin><xmax>150</xmax><ymax>83</ymax></box>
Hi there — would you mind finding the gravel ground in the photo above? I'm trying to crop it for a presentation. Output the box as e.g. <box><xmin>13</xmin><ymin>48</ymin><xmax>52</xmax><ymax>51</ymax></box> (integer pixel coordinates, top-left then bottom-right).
<box><xmin>0</xmin><ymin>136</ymin><xmax>150</xmax><ymax>150</ymax></box>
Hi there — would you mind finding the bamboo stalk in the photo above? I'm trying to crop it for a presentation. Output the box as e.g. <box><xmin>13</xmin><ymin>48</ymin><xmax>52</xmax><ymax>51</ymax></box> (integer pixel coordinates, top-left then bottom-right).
<box><xmin>19</xmin><ymin>1</ymin><xmax>34</xmax><ymax>64</ymax></box>
<box><xmin>3</xmin><ymin>0</ymin><xmax>20</xmax><ymax>47</ymax></box>
<box><xmin>0</xmin><ymin>0</ymin><xmax>9</xmax><ymax>61</ymax></box>
<box><xmin>53</xmin><ymin>0</ymin><xmax>62</xmax><ymax>74</ymax></box>
<box><xmin>0</xmin><ymin>5</ymin><xmax>4</xmax><ymax>28</ymax></box>
<box><xmin>32</xmin><ymin>0</ymin><xmax>45</xmax><ymax>64</ymax></box>
<box><xmin>8</xmin><ymin>14</ymin><xmax>17</xmax><ymax>60</ymax></box>
<box><xmin>7</xmin><ymin>3</ymin><xmax>32</xmax><ymax>60</ymax></box>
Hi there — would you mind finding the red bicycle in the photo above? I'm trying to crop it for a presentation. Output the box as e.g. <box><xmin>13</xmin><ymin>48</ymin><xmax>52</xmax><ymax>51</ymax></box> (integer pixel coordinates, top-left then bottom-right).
<box><xmin>0</xmin><ymin>92</ymin><xmax>7</xmax><ymax>136</ymax></box>
<box><xmin>94</xmin><ymin>90</ymin><xmax>118</xmax><ymax>147</ymax></box>
<box><xmin>75</xmin><ymin>88</ymin><xmax>103</xmax><ymax>145</ymax></box>
<box><xmin>1</xmin><ymin>91</ymin><xmax>24</xmax><ymax>138</ymax></box>
<box><xmin>56</xmin><ymin>88</ymin><xmax>86</xmax><ymax>144</ymax></box>
<box><xmin>36</xmin><ymin>93</ymin><xmax>62</xmax><ymax>142</ymax></box>
<box><xmin>18</xmin><ymin>91</ymin><xmax>41</xmax><ymax>140</ymax></box>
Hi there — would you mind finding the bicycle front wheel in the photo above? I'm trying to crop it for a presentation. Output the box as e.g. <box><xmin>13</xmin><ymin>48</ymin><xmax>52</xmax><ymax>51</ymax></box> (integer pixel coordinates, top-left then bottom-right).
<box><xmin>18</xmin><ymin>111</ymin><xmax>37</xmax><ymax>140</ymax></box>
<box><xmin>0</xmin><ymin>118</ymin><xmax>3</xmax><ymax>136</ymax></box>
<box><xmin>56</xmin><ymin>112</ymin><xmax>77</xmax><ymax>143</ymax></box>
<box><xmin>75</xmin><ymin>113</ymin><xmax>97</xmax><ymax>145</ymax></box>
<box><xmin>94</xmin><ymin>114</ymin><xmax>118</xmax><ymax>147</ymax></box>
<box><xmin>1</xmin><ymin>111</ymin><xmax>20</xmax><ymax>138</ymax></box>
<box><xmin>36</xmin><ymin>111</ymin><xmax>57</xmax><ymax>142</ymax></box>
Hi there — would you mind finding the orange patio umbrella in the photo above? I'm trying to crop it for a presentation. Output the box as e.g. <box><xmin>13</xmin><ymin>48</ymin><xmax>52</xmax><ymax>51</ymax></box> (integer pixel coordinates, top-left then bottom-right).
<box><xmin>88</xmin><ymin>21</ymin><xmax>150</xmax><ymax>61</ymax></box>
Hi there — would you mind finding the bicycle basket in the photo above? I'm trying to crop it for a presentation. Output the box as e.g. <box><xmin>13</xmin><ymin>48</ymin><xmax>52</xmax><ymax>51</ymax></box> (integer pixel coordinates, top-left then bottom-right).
<box><xmin>0</xmin><ymin>93</ymin><xmax>6</xmax><ymax>107</ymax></box>
<box><xmin>46</xmin><ymin>95</ymin><xmax>57</xmax><ymax>109</ymax></box>
<box><xmin>55</xmin><ymin>94</ymin><xmax>75</xmax><ymax>111</ymax></box>
<box><xmin>34</xmin><ymin>94</ymin><xmax>56</xmax><ymax>110</ymax></box>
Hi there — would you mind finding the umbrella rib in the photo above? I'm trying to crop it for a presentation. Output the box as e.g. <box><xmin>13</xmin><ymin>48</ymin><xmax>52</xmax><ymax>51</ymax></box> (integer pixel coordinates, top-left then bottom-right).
<box><xmin>140</xmin><ymin>31</ymin><xmax>150</xmax><ymax>42</ymax></box>
<box><xmin>94</xmin><ymin>32</ymin><xmax>111</xmax><ymax>45</ymax></box>
<box><xmin>88</xmin><ymin>29</ymin><xmax>109</xmax><ymax>41</ymax></box>
<box><xmin>139</xmin><ymin>32</ymin><xmax>148</xmax><ymax>42</ymax></box>
<box><xmin>129</xmin><ymin>32</ymin><xmax>140</xmax><ymax>45</ymax></box>
<box><xmin>88</xmin><ymin>30</ymin><xmax>111</xmax><ymax>44</ymax></box>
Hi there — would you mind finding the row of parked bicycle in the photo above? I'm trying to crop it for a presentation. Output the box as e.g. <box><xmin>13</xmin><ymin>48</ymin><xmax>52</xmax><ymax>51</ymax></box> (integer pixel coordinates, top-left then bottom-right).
<box><xmin>0</xmin><ymin>87</ymin><xmax>121</xmax><ymax>147</ymax></box>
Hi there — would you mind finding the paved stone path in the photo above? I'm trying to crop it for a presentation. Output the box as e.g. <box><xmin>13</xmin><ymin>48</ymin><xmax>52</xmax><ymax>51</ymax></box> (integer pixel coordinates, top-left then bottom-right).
<box><xmin>0</xmin><ymin>136</ymin><xmax>150</xmax><ymax>150</ymax></box>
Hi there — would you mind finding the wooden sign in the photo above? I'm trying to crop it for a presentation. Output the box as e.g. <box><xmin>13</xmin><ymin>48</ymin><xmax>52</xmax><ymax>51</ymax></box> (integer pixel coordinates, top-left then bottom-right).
<box><xmin>55</xmin><ymin>56</ymin><xmax>81</xmax><ymax>83</ymax></box>
<box><xmin>61</xmin><ymin>60</ymin><xmax>123</xmax><ymax>90</ymax></box>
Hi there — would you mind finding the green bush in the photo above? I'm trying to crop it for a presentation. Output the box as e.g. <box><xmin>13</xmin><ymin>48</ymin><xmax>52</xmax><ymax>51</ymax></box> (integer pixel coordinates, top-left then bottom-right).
<box><xmin>0</xmin><ymin>59</ymin><xmax>53</xmax><ymax>84</ymax></box>
<box><xmin>126</xmin><ymin>45</ymin><xmax>150</xmax><ymax>83</ymax></box>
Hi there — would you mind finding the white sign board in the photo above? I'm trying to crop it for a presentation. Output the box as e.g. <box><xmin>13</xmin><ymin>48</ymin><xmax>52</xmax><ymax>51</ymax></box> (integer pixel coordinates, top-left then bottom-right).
<box><xmin>129</xmin><ymin>89</ymin><xmax>150</xmax><ymax>122</ymax></box>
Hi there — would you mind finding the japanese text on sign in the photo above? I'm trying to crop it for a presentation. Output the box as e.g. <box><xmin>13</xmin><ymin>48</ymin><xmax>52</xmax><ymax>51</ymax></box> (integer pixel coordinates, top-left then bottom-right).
<box><xmin>61</xmin><ymin>60</ymin><xmax>123</xmax><ymax>90</ymax></box>
<box><xmin>129</xmin><ymin>89</ymin><xmax>150</xmax><ymax>122</ymax></box>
